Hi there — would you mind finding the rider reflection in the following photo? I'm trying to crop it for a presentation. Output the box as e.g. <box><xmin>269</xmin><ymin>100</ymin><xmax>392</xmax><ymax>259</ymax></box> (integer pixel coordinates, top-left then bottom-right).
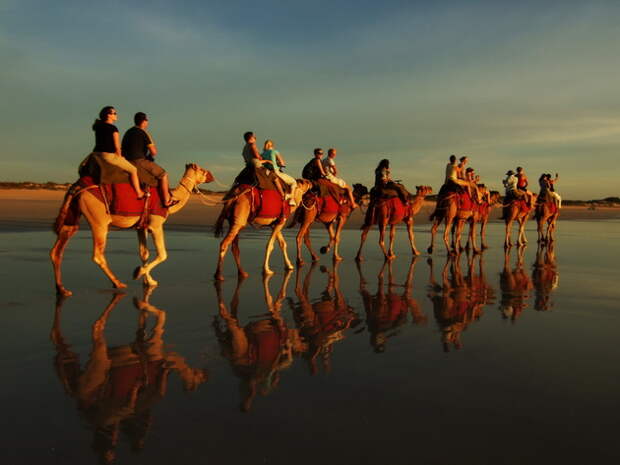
<box><xmin>498</xmin><ymin>246</ymin><xmax>533</xmax><ymax>322</ymax></box>
<box><xmin>212</xmin><ymin>272</ymin><xmax>307</xmax><ymax>412</ymax></box>
<box><xmin>427</xmin><ymin>253</ymin><xmax>493</xmax><ymax>352</ymax></box>
<box><xmin>532</xmin><ymin>243</ymin><xmax>559</xmax><ymax>311</ymax></box>
<box><xmin>287</xmin><ymin>262</ymin><xmax>361</xmax><ymax>375</ymax></box>
<box><xmin>50</xmin><ymin>289</ymin><xmax>207</xmax><ymax>464</ymax></box>
<box><xmin>358</xmin><ymin>258</ymin><xmax>426</xmax><ymax>353</ymax></box>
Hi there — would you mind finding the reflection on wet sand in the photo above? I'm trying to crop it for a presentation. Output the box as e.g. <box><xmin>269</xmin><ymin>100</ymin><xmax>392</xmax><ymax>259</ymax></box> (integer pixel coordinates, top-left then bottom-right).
<box><xmin>427</xmin><ymin>253</ymin><xmax>495</xmax><ymax>351</ymax></box>
<box><xmin>51</xmin><ymin>288</ymin><xmax>207</xmax><ymax>464</ymax></box>
<box><xmin>213</xmin><ymin>272</ymin><xmax>307</xmax><ymax>412</ymax></box>
<box><xmin>357</xmin><ymin>259</ymin><xmax>427</xmax><ymax>353</ymax></box>
<box><xmin>532</xmin><ymin>243</ymin><xmax>559</xmax><ymax>312</ymax></box>
<box><xmin>287</xmin><ymin>262</ymin><xmax>360</xmax><ymax>374</ymax></box>
<box><xmin>499</xmin><ymin>246</ymin><xmax>533</xmax><ymax>322</ymax></box>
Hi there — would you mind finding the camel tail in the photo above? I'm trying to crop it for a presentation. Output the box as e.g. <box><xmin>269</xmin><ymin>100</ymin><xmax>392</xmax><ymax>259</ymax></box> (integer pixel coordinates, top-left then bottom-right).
<box><xmin>214</xmin><ymin>205</ymin><xmax>228</xmax><ymax>238</ymax></box>
<box><xmin>52</xmin><ymin>188</ymin><xmax>79</xmax><ymax>235</ymax></box>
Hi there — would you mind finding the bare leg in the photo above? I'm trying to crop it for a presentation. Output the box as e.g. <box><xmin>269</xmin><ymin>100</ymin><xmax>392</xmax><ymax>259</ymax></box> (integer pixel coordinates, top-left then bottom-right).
<box><xmin>50</xmin><ymin>225</ymin><xmax>79</xmax><ymax>296</ymax></box>
<box><xmin>159</xmin><ymin>173</ymin><xmax>173</xmax><ymax>206</ymax></box>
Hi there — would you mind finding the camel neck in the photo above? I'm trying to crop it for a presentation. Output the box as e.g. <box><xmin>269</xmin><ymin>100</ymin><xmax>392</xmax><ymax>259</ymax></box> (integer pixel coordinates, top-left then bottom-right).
<box><xmin>168</xmin><ymin>176</ymin><xmax>195</xmax><ymax>214</ymax></box>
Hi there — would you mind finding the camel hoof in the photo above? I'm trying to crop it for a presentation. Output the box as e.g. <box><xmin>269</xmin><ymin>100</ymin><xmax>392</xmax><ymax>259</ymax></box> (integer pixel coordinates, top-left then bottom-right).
<box><xmin>238</xmin><ymin>271</ymin><xmax>249</xmax><ymax>278</ymax></box>
<box><xmin>355</xmin><ymin>255</ymin><xmax>364</xmax><ymax>262</ymax></box>
<box><xmin>311</xmin><ymin>256</ymin><xmax>320</xmax><ymax>262</ymax></box>
<box><xmin>320</xmin><ymin>246</ymin><xmax>328</xmax><ymax>254</ymax></box>
<box><xmin>114</xmin><ymin>282</ymin><xmax>128</xmax><ymax>289</ymax></box>
<box><xmin>213</xmin><ymin>274</ymin><xmax>225</xmax><ymax>281</ymax></box>
<box><xmin>481</xmin><ymin>244</ymin><xmax>489</xmax><ymax>250</ymax></box>
<box><xmin>296</xmin><ymin>259</ymin><xmax>305</xmax><ymax>267</ymax></box>
<box><xmin>133</xmin><ymin>266</ymin><xmax>144</xmax><ymax>280</ymax></box>
<box><xmin>284</xmin><ymin>263</ymin><xmax>294</xmax><ymax>271</ymax></box>
<box><xmin>427</xmin><ymin>246</ymin><xmax>433</xmax><ymax>254</ymax></box>
<box><xmin>412</xmin><ymin>249</ymin><xmax>421</xmax><ymax>256</ymax></box>
<box><xmin>145</xmin><ymin>280</ymin><xmax>159</xmax><ymax>288</ymax></box>
<box><xmin>263</xmin><ymin>269</ymin><xmax>275</xmax><ymax>276</ymax></box>
<box><xmin>56</xmin><ymin>286</ymin><xmax>73</xmax><ymax>297</ymax></box>
<box><xmin>333</xmin><ymin>255</ymin><xmax>344</xmax><ymax>262</ymax></box>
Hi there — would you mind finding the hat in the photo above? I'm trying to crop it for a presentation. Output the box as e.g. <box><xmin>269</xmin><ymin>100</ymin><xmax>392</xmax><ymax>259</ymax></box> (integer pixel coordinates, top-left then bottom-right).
<box><xmin>506</xmin><ymin>170</ymin><xmax>514</xmax><ymax>175</ymax></box>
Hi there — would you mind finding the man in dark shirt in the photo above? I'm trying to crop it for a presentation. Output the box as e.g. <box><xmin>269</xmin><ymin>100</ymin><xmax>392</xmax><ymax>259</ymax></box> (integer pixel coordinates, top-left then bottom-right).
<box><xmin>122</xmin><ymin>112</ymin><xmax>174</xmax><ymax>206</ymax></box>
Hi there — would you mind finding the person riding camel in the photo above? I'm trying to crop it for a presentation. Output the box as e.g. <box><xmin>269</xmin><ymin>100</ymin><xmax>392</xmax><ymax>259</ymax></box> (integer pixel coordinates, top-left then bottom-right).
<box><xmin>503</xmin><ymin>170</ymin><xmax>520</xmax><ymax>201</ymax></box>
<box><xmin>261</xmin><ymin>139</ymin><xmax>297</xmax><ymax>206</ymax></box>
<box><xmin>373</xmin><ymin>159</ymin><xmax>409</xmax><ymax>204</ymax></box>
<box><xmin>121</xmin><ymin>112</ymin><xmax>177</xmax><ymax>207</ymax></box>
<box><xmin>322</xmin><ymin>148</ymin><xmax>357</xmax><ymax>208</ymax></box>
<box><xmin>301</xmin><ymin>148</ymin><xmax>343</xmax><ymax>201</ymax></box>
<box><xmin>515</xmin><ymin>166</ymin><xmax>535</xmax><ymax>208</ymax></box>
<box><xmin>539</xmin><ymin>173</ymin><xmax>561</xmax><ymax>208</ymax></box>
<box><xmin>229</xmin><ymin>131</ymin><xmax>285</xmax><ymax>200</ymax></box>
<box><xmin>87</xmin><ymin>106</ymin><xmax>145</xmax><ymax>199</ymax></box>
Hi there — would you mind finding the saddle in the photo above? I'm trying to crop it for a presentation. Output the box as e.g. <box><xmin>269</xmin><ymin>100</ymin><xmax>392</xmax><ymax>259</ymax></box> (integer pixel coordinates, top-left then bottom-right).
<box><xmin>238</xmin><ymin>184</ymin><xmax>290</xmax><ymax>220</ymax></box>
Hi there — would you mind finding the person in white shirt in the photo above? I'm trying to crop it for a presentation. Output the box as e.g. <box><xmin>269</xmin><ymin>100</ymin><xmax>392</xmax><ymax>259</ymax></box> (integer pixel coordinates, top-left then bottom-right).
<box><xmin>321</xmin><ymin>148</ymin><xmax>357</xmax><ymax>207</ymax></box>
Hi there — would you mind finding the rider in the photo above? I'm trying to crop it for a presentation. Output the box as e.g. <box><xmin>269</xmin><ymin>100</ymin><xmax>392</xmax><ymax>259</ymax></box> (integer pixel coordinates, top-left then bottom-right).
<box><xmin>515</xmin><ymin>166</ymin><xmax>535</xmax><ymax>208</ymax></box>
<box><xmin>503</xmin><ymin>170</ymin><xmax>520</xmax><ymax>200</ymax></box>
<box><xmin>374</xmin><ymin>159</ymin><xmax>409</xmax><ymax>204</ymax></box>
<box><xmin>261</xmin><ymin>139</ymin><xmax>297</xmax><ymax>206</ymax></box>
<box><xmin>322</xmin><ymin>148</ymin><xmax>357</xmax><ymax>207</ymax></box>
<box><xmin>121</xmin><ymin>112</ymin><xmax>176</xmax><ymax>207</ymax></box>
<box><xmin>540</xmin><ymin>173</ymin><xmax>561</xmax><ymax>208</ymax></box>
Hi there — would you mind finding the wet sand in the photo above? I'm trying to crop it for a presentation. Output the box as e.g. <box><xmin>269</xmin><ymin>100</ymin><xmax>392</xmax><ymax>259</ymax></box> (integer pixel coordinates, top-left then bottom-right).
<box><xmin>1</xmin><ymin>188</ymin><xmax>619</xmax><ymax>231</ymax></box>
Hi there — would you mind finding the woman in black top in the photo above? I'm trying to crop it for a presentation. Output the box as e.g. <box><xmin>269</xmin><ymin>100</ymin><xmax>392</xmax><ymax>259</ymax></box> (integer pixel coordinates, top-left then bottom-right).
<box><xmin>92</xmin><ymin>106</ymin><xmax>144</xmax><ymax>198</ymax></box>
<box><xmin>373</xmin><ymin>159</ymin><xmax>409</xmax><ymax>204</ymax></box>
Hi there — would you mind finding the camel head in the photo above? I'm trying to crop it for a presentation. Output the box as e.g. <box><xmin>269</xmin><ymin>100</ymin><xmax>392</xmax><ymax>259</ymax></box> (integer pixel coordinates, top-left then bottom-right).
<box><xmin>184</xmin><ymin>163</ymin><xmax>214</xmax><ymax>186</ymax></box>
<box><xmin>489</xmin><ymin>190</ymin><xmax>501</xmax><ymax>205</ymax></box>
<box><xmin>415</xmin><ymin>185</ymin><xmax>433</xmax><ymax>197</ymax></box>
<box><xmin>353</xmin><ymin>183</ymin><xmax>370</xmax><ymax>208</ymax></box>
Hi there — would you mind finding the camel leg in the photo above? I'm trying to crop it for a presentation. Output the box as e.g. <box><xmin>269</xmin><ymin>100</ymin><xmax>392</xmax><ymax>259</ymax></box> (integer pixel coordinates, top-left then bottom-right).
<box><xmin>443</xmin><ymin>218</ymin><xmax>454</xmax><ymax>255</ymax></box>
<box><xmin>50</xmin><ymin>225</ymin><xmax>79</xmax><ymax>297</ymax></box>
<box><xmin>387</xmin><ymin>224</ymin><xmax>397</xmax><ymax>259</ymax></box>
<box><xmin>232</xmin><ymin>235</ymin><xmax>248</xmax><ymax>278</ymax></box>
<box><xmin>276</xmin><ymin>229</ymin><xmax>294</xmax><ymax>271</ymax></box>
<box><xmin>355</xmin><ymin>225</ymin><xmax>372</xmax><ymax>262</ymax></box>
<box><xmin>518</xmin><ymin>218</ymin><xmax>528</xmax><ymax>246</ymax></box>
<box><xmin>378</xmin><ymin>222</ymin><xmax>390</xmax><ymax>260</ymax></box>
<box><xmin>137</xmin><ymin>228</ymin><xmax>149</xmax><ymax>265</ymax></box>
<box><xmin>263</xmin><ymin>226</ymin><xmax>280</xmax><ymax>276</ymax></box>
<box><xmin>427</xmin><ymin>220</ymin><xmax>439</xmax><ymax>254</ymax></box>
<box><xmin>215</xmin><ymin>221</ymin><xmax>245</xmax><ymax>281</ymax></box>
<box><xmin>504</xmin><ymin>218</ymin><xmax>513</xmax><ymax>249</ymax></box>
<box><xmin>332</xmin><ymin>217</ymin><xmax>345</xmax><ymax>262</ymax></box>
<box><xmin>296</xmin><ymin>220</ymin><xmax>311</xmax><ymax>267</ymax></box>
<box><xmin>406</xmin><ymin>218</ymin><xmax>420</xmax><ymax>256</ymax></box>
<box><xmin>469</xmin><ymin>219</ymin><xmax>479</xmax><ymax>254</ymax></box>
<box><xmin>321</xmin><ymin>222</ymin><xmax>335</xmax><ymax>257</ymax></box>
<box><xmin>139</xmin><ymin>224</ymin><xmax>169</xmax><ymax>288</ymax></box>
<box><xmin>303</xmin><ymin>229</ymin><xmax>319</xmax><ymax>262</ymax></box>
<box><xmin>480</xmin><ymin>219</ymin><xmax>489</xmax><ymax>249</ymax></box>
<box><xmin>91</xmin><ymin>225</ymin><xmax>126</xmax><ymax>289</ymax></box>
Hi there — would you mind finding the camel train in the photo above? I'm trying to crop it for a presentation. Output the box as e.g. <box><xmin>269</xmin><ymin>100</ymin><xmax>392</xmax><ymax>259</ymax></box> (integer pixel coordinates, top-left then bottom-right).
<box><xmin>50</xmin><ymin>156</ymin><xmax>559</xmax><ymax>293</ymax></box>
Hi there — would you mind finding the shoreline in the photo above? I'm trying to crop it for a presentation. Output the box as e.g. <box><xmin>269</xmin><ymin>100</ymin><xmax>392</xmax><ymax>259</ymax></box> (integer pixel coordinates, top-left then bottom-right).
<box><xmin>1</xmin><ymin>188</ymin><xmax>619</xmax><ymax>232</ymax></box>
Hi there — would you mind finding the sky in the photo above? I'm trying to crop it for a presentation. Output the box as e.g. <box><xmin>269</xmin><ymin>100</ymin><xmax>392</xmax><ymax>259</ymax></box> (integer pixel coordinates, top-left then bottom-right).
<box><xmin>1</xmin><ymin>0</ymin><xmax>619</xmax><ymax>199</ymax></box>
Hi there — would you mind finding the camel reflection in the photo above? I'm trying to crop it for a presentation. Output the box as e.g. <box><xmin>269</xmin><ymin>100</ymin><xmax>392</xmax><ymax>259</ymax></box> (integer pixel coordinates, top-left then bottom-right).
<box><xmin>213</xmin><ymin>272</ymin><xmax>307</xmax><ymax>412</ymax></box>
<box><xmin>287</xmin><ymin>262</ymin><xmax>361</xmax><ymax>374</ymax></box>
<box><xmin>498</xmin><ymin>246</ymin><xmax>533</xmax><ymax>322</ymax></box>
<box><xmin>532</xmin><ymin>243</ymin><xmax>559</xmax><ymax>311</ymax></box>
<box><xmin>51</xmin><ymin>289</ymin><xmax>207</xmax><ymax>465</ymax></box>
<box><xmin>357</xmin><ymin>258</ymin><xmax>426</xmax><ymax>353</ymax></box>
<box><xmin>427</xmin><ymin>253</ymin><xmax>494</xmax><ymax>351</ymax></box>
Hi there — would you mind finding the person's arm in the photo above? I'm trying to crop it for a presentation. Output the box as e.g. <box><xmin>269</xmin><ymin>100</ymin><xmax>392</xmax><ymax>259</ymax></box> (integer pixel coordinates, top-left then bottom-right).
<box><xmin>276</xmin><ymin>152</ymin><xmax>286</xmax><ymax>168</ymax></box>
<box><xmin>315</xmin><ymin>158</ymin><xmax>327</xmax><ymax>177</ymax></box>
<box><xmin>146</xmin><ymin>132</ymin><xmax>158</xmax><ymax>157</ymax></box>
<box><xmin>329</xmin><ymin>159</ymin><xmax>338</xmax><ymax>176</ymax></box>
<box><xmin>251</xmin><ymin>143</ymin><xmax>262</xmax><ymax>160</ymax></box>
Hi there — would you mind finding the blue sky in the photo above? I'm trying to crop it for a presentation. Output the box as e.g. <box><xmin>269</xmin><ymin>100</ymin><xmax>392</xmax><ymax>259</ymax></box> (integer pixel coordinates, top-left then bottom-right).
<box><xmin>1</xmin><ymin>0</ymin><xmax>619</xmax><ymax>199</ymax></box>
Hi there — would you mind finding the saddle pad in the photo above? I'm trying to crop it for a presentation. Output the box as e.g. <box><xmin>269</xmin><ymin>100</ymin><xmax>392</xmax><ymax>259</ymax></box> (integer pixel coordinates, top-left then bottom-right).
<box><xmin>458</xmin><ymin>191</ymin><xmax>474</xmax><ymax>211</ymax></box>
<box><xmin>239</xmin><ymin>184</ymin><xmax>289</xmax><ymax>219</ymax></box>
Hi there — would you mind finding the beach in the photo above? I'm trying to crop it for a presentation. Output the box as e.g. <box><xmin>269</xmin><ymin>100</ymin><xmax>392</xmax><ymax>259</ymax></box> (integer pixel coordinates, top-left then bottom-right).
<box><xmin>1</xmin><ymin>187</ymin><xmax>618</xmax><ymax>231</ymax></box>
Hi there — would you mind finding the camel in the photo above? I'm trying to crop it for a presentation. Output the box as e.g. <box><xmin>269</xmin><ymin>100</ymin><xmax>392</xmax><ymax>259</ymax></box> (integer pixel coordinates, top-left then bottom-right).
<box><xmin>534</xmin><ymin>198</ymin><xmax>559</xmax><ymax>244</ymax></box>
<box><xmin>213</xmin><ymin>179</ymin><xmax>312</xmax><ymax>280</ymax></box>
<box><xmin>355</xmin><ymin>185</ymin><xmax>433</xmax><ymax>262</ymax></box>
<box><xmin>50</xmin><ymin>164</ymin><xmax>213</xmax><ymax>296</ymax></box>
<box><xmin>427</xmin><ymin>190</ymin><xmax>476</xmax><ymax>256</ymax></box>
<box><xmin>289</xmin><ymin>183</ymin><xmax>369</xmax><ymax>266</ymax></box>
<box><xmin>502</xmin><ymin>194</ymin><xmax>536</xmax><ymax>248</ymax></box>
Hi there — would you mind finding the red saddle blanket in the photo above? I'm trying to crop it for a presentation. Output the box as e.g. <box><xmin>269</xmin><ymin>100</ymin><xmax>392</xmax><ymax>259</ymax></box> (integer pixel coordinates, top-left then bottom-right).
<box><xmin>379</xmin><ymin>197</ymin><xmax>409</xmax><ymax>225</ymax></box>
<box><xmin>79</xmin><ymin>176</ymin><xmax>167</xmax><ymax>217</ymax></box>
<box><xmin>240</xmin><ymin>184</ymin><xmax>289</xmax><ymax>219</ymax></box>
<box><xmin>513</xmin><ymin>198</ymin><xmax>531</xmax><ymax>214</ymax></box>
<box><xmin>457</xmin><ymin>191</ymin><xmax>475</xmax><ymax>211</ymax></box>
<box><xmin>536</xmin><ymin>200</ymin><xmax>558</xmax><ymax>215</ymax></box>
